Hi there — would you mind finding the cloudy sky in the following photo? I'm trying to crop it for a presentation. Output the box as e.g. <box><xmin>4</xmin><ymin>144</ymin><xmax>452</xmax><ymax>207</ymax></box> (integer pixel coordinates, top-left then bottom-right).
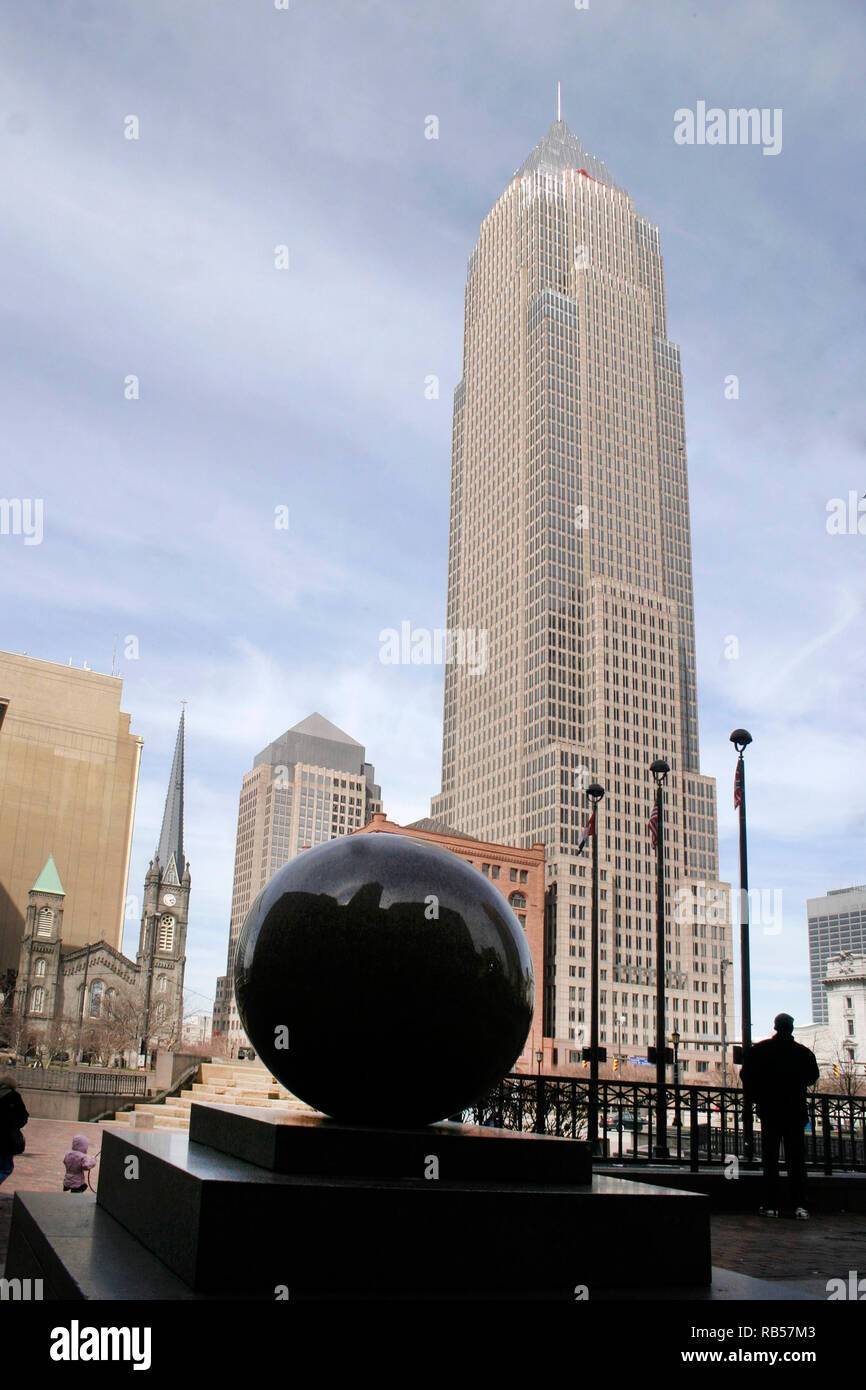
<box><xmin>2</xmin><ymin>1</ymin><xmax>863</xmax><ymax>1038</ymax></box>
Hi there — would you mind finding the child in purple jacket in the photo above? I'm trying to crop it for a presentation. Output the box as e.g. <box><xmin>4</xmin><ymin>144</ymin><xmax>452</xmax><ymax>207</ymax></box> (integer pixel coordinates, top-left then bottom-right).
<box><xmin>62</xmin><ymin>1134</ymin><xmax>97</xmax><ymax>1193</ymax></box>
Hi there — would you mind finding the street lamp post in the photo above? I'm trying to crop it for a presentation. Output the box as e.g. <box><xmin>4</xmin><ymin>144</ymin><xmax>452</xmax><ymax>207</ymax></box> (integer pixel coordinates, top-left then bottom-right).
<box><xmin>651</xmin><ymin>758</ymin><xmax>670</xmax><ymax>1159</ymax></box>
<box><xmin>720</xmin><ymin>958</ymin><xmax>732</xmax><ymax>1084</ymax></box>
<box><xmin>586</xmin><ymin>781</ymin><xmax>605</xmax><ymax>1156</ymax></box>
<box><xmin>730</xmin><ymin>728</ymin><xmax>753</xmax><ymax>1160</ymax></box>
<box><xmin>534</xmin><ymin>1046</ymin><xmax>545</xmax><ymax>1132</ymax></box>
<box><xmin>672</xmin><ymin>1027</ymin><xmax>682</xmax><ymax>1152</ymax></box>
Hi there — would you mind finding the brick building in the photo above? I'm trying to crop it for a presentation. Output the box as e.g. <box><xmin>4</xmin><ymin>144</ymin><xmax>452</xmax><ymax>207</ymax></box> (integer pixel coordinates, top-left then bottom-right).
<box><xmin>353</xmin><ymin>813</ymin><xmax>550</xmax><ymax>1072</ymax></box>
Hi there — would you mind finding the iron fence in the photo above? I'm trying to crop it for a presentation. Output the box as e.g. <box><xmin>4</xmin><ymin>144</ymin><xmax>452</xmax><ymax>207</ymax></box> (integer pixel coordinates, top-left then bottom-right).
<box><xmin>7</xmin><ymin>1065</ymin><xmax>147</xmax><ymax>1097</ymax></box>
<box><xmin>76</xmin><ymin>1070</ymin><xmax>147</xmax><ymax>1096</ymax></box>
<box><xmin>465</xmin><ymin>1074</ymin><xmax>866</xmax><ymax>1174</ymax></box>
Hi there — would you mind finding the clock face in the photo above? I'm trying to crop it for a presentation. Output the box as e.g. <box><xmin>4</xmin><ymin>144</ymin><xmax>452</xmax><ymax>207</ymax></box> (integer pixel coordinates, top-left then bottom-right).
<box><xmin>163</xmin><ymin>893</ymin><xmax>177</xmax><ymax>907</ymax></box>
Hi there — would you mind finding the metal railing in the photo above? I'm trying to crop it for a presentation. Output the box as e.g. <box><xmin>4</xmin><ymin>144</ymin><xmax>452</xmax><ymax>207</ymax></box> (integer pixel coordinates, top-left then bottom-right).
<box><xmin>7</xmin><ymin>1065</ymin><xmax>147</xmax><ymax>1097</ymax></box>
<box><xmin>76</xmin><ymin>1070</ymin><xmax>147</xmax><ymax>1096</ymax></box>
<box><xmin>465</xmin><ymin>1074</ymin><xmax>866</xmax><ymax>1174</ymax></box>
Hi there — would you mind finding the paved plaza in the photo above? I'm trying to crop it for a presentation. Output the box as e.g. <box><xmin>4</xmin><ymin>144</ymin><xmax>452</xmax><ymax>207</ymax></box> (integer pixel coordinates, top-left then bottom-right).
<box><xmin>2</xmin><ymin>1117</ymin><xmax>864</xmax><ymax>1300</ymax></box>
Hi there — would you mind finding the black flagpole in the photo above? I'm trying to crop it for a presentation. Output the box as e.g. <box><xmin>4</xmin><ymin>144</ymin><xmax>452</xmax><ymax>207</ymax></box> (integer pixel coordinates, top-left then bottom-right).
<box><xmin>651</xmin><ymin>758</ymin><xmax>670</xmax><ymax>1159</ymax></box>
<box><xmin>731</xmin><ymin>728</ymin><xmax>753</xmax><ymax>1161</ymax></box>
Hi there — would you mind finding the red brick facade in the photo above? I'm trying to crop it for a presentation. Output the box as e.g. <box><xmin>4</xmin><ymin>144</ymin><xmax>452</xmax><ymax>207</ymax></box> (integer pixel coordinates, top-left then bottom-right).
<box><xmin>352</xmin><ymin>814</ymin><xmax>552</xmax><ymax>1073</ymax></box>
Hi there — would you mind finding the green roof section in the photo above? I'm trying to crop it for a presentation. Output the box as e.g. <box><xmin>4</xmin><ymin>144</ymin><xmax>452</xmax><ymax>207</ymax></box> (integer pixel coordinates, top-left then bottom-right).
<box><xmin>32</xmin><ymin>853</ymin><xmax>65</xmax><ymax>896</ymax></box>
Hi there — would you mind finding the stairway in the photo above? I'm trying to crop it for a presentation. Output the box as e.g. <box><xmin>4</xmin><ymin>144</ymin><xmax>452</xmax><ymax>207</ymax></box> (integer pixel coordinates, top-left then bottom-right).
<box><xmin>100</xmin><ymin>1058</ymin><xmax>316</xmax><ymax>1132</ymax></box>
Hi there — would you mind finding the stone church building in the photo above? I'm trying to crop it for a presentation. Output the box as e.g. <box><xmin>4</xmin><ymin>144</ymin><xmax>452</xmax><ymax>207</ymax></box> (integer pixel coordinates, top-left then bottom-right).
<box><xmin>12</xmin><ymin>711</ymin><xmax>190</xmax><ymax>1061</ymax></box>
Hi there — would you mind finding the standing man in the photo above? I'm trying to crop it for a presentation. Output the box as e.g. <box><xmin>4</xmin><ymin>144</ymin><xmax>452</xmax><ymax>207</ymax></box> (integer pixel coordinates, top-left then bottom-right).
<box><xmin>740</xmin><ymin>1013</ymin><xmax>819</xmax><ymax>1219</ymax></box>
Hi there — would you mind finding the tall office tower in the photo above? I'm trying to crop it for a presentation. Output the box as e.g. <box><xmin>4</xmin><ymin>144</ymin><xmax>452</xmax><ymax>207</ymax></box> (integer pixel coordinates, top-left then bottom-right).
<box><xmin>213</xmin><ymin>713</ymin><xmax>382</xmax><ymax>1051</ymax></box>
<box><xmin>431</xmin><ymin>114</ymin><xmax>731</xmax><ymax>1076</ymax></box>
<box><xmin>0</xmin><ymin>651</ymin><xmax>141</xmax><ymax>973</ymax></box>
<box><xmin>807</xmin><ymin>886</ymin><xmax>866</xmax><ymax>1025</ymax></box>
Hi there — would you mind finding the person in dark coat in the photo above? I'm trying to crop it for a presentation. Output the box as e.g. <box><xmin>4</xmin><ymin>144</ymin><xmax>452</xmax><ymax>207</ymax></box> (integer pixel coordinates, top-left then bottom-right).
<box><xmin>740</xmin><ymin>1013</ymin><xmax>819</xmax><ymax>1218</ymax></box>
<box><xmin>0</xmin><ymin>1072</ymin><xmax>29</xmax><ymax>1186</ymax></box>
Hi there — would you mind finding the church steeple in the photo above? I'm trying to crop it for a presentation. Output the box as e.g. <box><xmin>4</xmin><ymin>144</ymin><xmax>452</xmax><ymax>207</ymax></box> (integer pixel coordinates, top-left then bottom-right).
<box><xmin>157</xmin><ymin>707</ymin><xmax>185</xmax><ymax>883</ymax></box>
<box><xmin>138</xmin><ymin>704</ymin><xmax>190</xmax><ymax>1054</ymax></box>
<box><xmin>32</xmin><ymin>853</ymin><xmax>65</xmax><ymax>897</ymax></box>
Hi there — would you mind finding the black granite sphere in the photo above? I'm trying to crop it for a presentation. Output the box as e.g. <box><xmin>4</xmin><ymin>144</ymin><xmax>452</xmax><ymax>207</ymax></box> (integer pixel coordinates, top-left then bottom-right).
<box><xmin>234</xmin><ymin>831</ymin><xmax>534</xmax><ymax>1126</ymax></box>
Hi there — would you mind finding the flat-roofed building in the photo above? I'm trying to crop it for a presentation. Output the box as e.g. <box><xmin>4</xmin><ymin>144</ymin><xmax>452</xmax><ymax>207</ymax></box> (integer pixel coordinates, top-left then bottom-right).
<box><xmin>213</xmin><ymin>713</ymin><xmax>382</xmax><ymax>1053</ymax></box>
<box><xmin>0</xmin><ymin>651</ymin><xmax>141</xmax><ymax>973</ymax></box>
<box><xmin>807</xmin><ymin>885</ymin><xmax>866</xmax><ymax>1025</ymax></box>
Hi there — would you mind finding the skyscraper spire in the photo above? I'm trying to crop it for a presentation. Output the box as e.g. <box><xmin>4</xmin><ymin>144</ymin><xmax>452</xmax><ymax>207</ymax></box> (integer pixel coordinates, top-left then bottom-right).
<box><xmin>514</xmin><ymin>111</ymin><xmax>622</xmax><ymax>190</ymax></box>
<box><xmin>157</xmin><ymin>707</ymin><xmax>185</xmax><ymax>882</ymax></box>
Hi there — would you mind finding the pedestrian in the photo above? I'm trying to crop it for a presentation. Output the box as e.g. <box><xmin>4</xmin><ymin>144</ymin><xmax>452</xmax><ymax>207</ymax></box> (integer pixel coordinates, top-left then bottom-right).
<box><xmin>740</xmin><ymin>1013</ymin><xmax>820</xmax><ymax>1219</ymax></box>
<box><xmin>62</xmin><ymin>1134</ymin><xmax>98</xmax><ymax>1194</ymax></box>
<box><xmin>0</xmin><ymin>1071</ymin><xmax>29</xmax><ymax>1186</ymax></box>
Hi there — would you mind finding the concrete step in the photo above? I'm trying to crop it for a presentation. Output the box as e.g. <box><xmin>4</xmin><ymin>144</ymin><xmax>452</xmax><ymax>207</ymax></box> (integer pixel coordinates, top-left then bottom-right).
<box><xmin>99</xmin><ymin>1110</ymin><xmax>187</xmax><ymax>1130</ymax></box>
<box><xmin>190</xmin><ymin>1078</ymin><xmax>284</xmax><ymax>1092</ymax></box>
<box><xmin>102</xmin><ymin>1102</ymin><xmax>315</xmax><ymax>1132</ymax></box>
<box><xmin>186</xmin><ymin>1085</ymin><xmax>298</xmax><ymax>1105</ymax></box>
<box><xmin>201</xmin><ymin>1063</ymin><xmax>277</xmax><ymax>1083</ymax></box>
<box><xmin>98</xmin><ymin>1058</ymin><xmax>313</xmax><ymax>1127</ymax></box>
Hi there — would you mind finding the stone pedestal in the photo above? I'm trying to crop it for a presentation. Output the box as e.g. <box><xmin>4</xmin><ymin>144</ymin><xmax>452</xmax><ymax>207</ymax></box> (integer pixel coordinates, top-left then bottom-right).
<box><xmin>5</xmin><ymin>1103</ymin><xmax>711</xmax><ymax>1299</ymax></box>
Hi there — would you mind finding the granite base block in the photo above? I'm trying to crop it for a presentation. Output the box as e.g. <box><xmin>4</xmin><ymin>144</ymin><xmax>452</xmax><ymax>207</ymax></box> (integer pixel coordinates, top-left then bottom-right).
<box><xmin>91</xmin><ymin>1120</ymin><xmax>710</xmax><ymax>1296</ymax></box>
<box><xmin>188</xmin><ymin>1101</ymin><xmax>593</xmax><ymax>1183</ymax></box>
<box><xmin>4</xmin><ymin>1191</ymin><xmax>204</xmax><ymax>1300</ymax></box>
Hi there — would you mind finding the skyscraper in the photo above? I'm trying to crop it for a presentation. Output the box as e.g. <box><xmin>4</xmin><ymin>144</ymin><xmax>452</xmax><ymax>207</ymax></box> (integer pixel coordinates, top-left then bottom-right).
<box><xmin>0</xmin><ymin>650</ymin><xmax>141</xmax><ymax>973</ymax></box>
<box><xmin>431</xmin><ymin>112</ymin><xmax>731</xmax><ymax>1075</ymax></box>
<box><xmin>213</xmin><ymin>713</ymin><xmax>382</xmax><ymax>1051</ymax></box>
<box><xmin>807</xmin><ymin>886</ymin><xmax>866</xmax><ymax>1025</ymax></box>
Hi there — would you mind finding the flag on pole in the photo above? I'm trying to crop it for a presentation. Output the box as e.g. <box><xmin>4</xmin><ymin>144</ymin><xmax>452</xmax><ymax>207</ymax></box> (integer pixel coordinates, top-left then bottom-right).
<box><xmin>576</xmin><ymin>809</ymin><xmax>596</xmax><ymax>855</ymax></box>
<box><xmin>734</xmin><ymin>758</ymin><xmax>744</xmax><ymax>810</ymax></box>
<box><xmin>648</xmin><ymin>799</ymin><xmax>659</xmax><ymax>849</ymax></box>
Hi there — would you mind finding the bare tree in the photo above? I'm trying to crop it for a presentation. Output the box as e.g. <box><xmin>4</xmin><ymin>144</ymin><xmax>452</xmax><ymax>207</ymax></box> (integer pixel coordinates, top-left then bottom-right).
<box><xmin>22</xmin><ymin>1015</ymin><xmax>79</xmax><ymax>1068</ymax></box>
<box><xmin>817</xmin><ymin>1045</ymin><xmax>866</xmax><ymax>1099</ymax></box>
<box><xmin>100</xmin><ymin>984</ymin><xmax>147</xmax><ymax>1063</ymax></box>
<box><xmin>0</xmin><ymin>970</ymin><xmax>22</xmax><ymax>1058</ymax></box>
<box><xmin>78</xmin><ymin>1017</ymin><xmax>118</xmax><ymax>1066</ymax></box>
<box><xmin>208</xmin><ymin>1032</ymin><xmax>232</xmax><ymax>1061</ymax></box>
